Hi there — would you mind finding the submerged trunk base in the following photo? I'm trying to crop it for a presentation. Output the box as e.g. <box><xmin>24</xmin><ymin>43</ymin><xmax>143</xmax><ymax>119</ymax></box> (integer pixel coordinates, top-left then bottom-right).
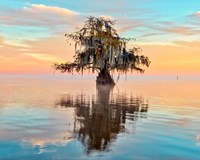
<box><xmin>96</xmin><ymin>69</ymin><xmax>115</xmax><ymax>86</ymax></box>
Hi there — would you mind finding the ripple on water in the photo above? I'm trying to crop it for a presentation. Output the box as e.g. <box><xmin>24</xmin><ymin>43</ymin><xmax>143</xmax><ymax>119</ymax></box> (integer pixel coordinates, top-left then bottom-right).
<box><xmin>0</xmin><ymin>77</ymin><xmax>200</xmax><ymax>160</ymax></box>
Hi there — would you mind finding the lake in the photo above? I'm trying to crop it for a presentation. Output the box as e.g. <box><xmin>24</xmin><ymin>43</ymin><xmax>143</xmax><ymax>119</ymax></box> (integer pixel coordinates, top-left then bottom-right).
<box><xmin>0</xmin><ymin>75</ymin><xmax>200</xmax><ymax>160</ymax></box>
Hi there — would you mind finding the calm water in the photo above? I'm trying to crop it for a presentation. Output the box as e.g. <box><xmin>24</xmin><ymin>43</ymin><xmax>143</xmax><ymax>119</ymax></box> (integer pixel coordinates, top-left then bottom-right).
<box><xmin>0</xmin><ymin>75</ymin><xmax>200</xmax><ymax>160</ymax></box>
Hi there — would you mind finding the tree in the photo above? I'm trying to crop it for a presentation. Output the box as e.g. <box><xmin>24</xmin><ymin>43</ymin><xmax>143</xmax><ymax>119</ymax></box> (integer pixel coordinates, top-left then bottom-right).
<box><xmin>54</xmin><ymin>16</ymin><xmax>150</xmax><ymax>85</ymax></box>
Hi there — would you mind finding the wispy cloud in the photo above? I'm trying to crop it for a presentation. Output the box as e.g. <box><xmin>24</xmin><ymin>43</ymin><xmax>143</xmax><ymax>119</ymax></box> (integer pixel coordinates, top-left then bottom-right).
<box><xmin>22</xmin><ymin>53</ymin><xmax>61</xmax><ymax>62</ymax></box>
<box><xmin>0</xmin><ymin>4</ymin><xmax>81</xmax><ymax>27</ymax></box>
<box><xmin>0</xmin><ymin>3</ymin><xmax>83</xmax><ymax>50</ymax></box>
<box><xmin>1</xmin><ymin>1</ymin><xmax>200</xmax><ymax>75</ymax></box>
<box><xmin>0</xmin><ymin>36</ymin><xmax>66</xmax><ymax>73</ymax></box>
<box><xmin>163</xmin><ymin>26</ymin><xmax>199</xmax><ymax>36</ymax></box>
<box><xmin>191</xmin><ymin>11</ymin><xmax>200</xmax><ymax>18</ymax></box>
<box><xmin>149</xmin><ymin>23</ymin><xmax>200</xmax><ymax>36</ymax></box>
<box><xmin>116</xmin><ymin>18</ymin><xmax>145</xmax><ymax>33</ymax></box>
<box><xmin>174</xmin><ymin>40</ymin><xmax>200</xmax><ymax>47</ymax></box>
<box><xmin>189</xmin><ymin>11</ymin><xmax>200</xmax><ymax>26</ymax></box>
<box><xmin>139</xmin><ymin>32</ymin><xmax>164</xmax><ymax>38</ymax></box>
<box><xmin>24</xmin><ymin>4</ymin><xmax>78</xmax><ymax>16</ymax></box>
<box><xmin>0</xmin><ymin>36</ymin><xmax>4</xmax><ymax>45</ymax></box>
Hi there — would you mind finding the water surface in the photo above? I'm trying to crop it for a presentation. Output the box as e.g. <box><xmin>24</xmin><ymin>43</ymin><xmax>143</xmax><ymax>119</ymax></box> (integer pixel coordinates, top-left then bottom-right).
<box><xmin>0</xmin><ymin>75</ymin><xmax>200</xmax><ymax>160</ymax></box>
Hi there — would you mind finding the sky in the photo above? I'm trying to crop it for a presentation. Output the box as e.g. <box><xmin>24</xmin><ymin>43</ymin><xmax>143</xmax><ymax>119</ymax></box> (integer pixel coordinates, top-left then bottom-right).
<box><xmin>0</xmin><ymin>0</ymin><xmax>200</xmax><ymax>75</ymax></box>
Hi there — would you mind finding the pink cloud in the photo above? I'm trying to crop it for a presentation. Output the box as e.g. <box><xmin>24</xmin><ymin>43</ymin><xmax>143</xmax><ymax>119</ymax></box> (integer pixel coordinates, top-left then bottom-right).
<box><xmin>23</xmin><ymin>4</ymin><xmax>78</xmax><ymax>16</ymax></box>
<box><xmin>149</xmin><ymin>22</ymin><xmax>200</xmax><ymax>36</ymax></box>
<box><xmin>0</xmin><ymin>4</ymin><xmax>81</xmax><ymax>27</ymax></box>
<box><xmin>192</xmin><ymin>11</ymin><xmax>200</xmax><ymax>17</ymax></box>
<box><xmin>0</xmin><ymin>40</ymin><xmax>58</xmax><ymax>74</ymax></box>
<box><xmin>164</xmin><ymin>26</ymin><xmax>198</xmax><ymax>35</ymax></box>
<box><xmin>115</xmin><ymin>18</ymin><xmax>144</xmax><ymax>33</ymax></box>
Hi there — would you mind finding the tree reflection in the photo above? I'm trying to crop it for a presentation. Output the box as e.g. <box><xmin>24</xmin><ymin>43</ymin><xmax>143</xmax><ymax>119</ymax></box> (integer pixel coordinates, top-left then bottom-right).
<box><xmin>55</xmin><ymin>85</ymin><xmax>148</xmax><ymax>153</ymax></box>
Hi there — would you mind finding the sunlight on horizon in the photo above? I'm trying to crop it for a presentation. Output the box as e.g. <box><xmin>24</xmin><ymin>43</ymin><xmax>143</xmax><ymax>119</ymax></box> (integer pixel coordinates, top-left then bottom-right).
<box><xmin>1</xmin><ymin>0</ymin><xmax>200</xmax><ymax>75</ymax></box>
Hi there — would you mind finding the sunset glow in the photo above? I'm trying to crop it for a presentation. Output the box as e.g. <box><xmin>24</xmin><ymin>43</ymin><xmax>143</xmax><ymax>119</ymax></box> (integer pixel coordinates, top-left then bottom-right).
<box><xmin>0</xmin><ymin>0</ymin><xmax>200</xmax><ymax>75</ymax></box>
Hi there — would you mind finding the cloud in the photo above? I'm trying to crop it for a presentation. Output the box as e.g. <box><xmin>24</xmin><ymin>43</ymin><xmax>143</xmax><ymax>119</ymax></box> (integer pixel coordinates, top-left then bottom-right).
<box><xmin>0</xmin><ymin>41</ymin><xmax>34</xmax><ymax>73</ymax></box>
<box><xmin>0</xmin><ymin>40</ymin><xmax>22</xmax><ymax>58</ymax></box>
<box><xmin>24</xmin><ymin>4</ymin><xmax>78</xmax><ymax>16</ymax></box>
<box><xmin>0</xmin><ymin>36</ymin><xmax>4</xmax><ymax>45</ymax></box>
<box><xmin>22</xmin><ymin>53</ymin><xmax>61</xmax><ymax>62</ymax></box>
<box><xmin>139</xmin><ymin>32</ymin><xmax>164</xmax><ymax>38</ymax></box>
<box><xmin>189</xmin><ymin>11</ymin><xmax>200</xmax><ymax>26</ymax></box>
<box><xmin>149</xmin><ymin>23</ymin><xmax>200</xmax><ymax>36</ymax></box>
<box><xmin>0</xmin><ymin>4</ymin><xmax>81</xmax><ymax>28</ymax></box>
<box><xmin>23</xmin><ymin>36</ymin><xmax>75</xmax><ymax>61</ymax></box>
<box><xmin>0</xmin><ymin>34</ymin><xmax>70</xmax><ymax>74</ymax></box>
<box><xmin>0</xmin><ymin>55</ymin><xmax>14</xmax><ymax>61</ymax></box>
<box><xmin>163</xmin><ymin>26</ymin><xmax>199</xmax><ymax>36</ymax></box>
<box><xmin>174</xmin><ymin>41</ymin><xmax>200</xmax><ymax>48</ymax></box>
<box><xmin>115</xmin><ymin>18</ymin><xmax>145</xmax><ymax>33</ymax></box>
<box><xmin>0</xmin><ymin>3</ymin><xmax>83</xmax><ymax>51</ymax></box>
<box><xmin>191</xmin><ymin>11</ymin><xmax>200</xmax><ymax>18</ymax></box>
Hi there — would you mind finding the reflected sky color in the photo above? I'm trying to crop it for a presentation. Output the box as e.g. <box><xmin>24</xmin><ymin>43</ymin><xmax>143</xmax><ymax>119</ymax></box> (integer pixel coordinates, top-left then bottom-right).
<box><xmin>0</xmin><ymin>75</ymin><xmax>200</xmax><ymax>159</ymax></box>
<box><xmin>0</xmin><ymin>0</ymin><xmax>200</xmax><ymax>75</ymax></box>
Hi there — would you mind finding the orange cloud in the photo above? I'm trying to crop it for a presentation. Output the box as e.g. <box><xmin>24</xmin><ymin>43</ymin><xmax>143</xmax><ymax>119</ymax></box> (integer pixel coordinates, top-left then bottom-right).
<box><xmin>1</xmin><ymin>34</ymin><xmax>200</xmax><ymax>75</ymax></box>
<box><xmin>164</xmin><ymin>26</ymin><xmax>198</xmax><ymax>35</ymax></box>
<box><xmin>0</xmin><ymin>35</ymin><xmax>75</xmax><ymax>74</ymax></box>
<box><xmin>22</xmin><ymin>53</ymin><xmax>61</xmax><ymax>62</ymax></box>
<box><xmin>23</xmin><ymin>36</ymin><xmax>75</xmax><ymax>62</ymax></box>
<box><xmin>174</xmin><ymin>41</ymin><xmax>200</xmax><ymax>48</ymax></box>
<box><xmin>0</xmin><ymin>36</ymin><xmax>4</xmax><ymax>45</ymax></box>
<box><xmin>24</xmin><ymin>4</ymin><xmax>78</xmax><ymax>16</ymax></box>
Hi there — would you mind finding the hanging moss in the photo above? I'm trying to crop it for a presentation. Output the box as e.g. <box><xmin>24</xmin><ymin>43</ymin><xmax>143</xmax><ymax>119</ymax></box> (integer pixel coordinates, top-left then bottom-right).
<box><xmin>54</xmin><ymin>16</ymin><xmax>151</xmax><ymax>83</ymax></box>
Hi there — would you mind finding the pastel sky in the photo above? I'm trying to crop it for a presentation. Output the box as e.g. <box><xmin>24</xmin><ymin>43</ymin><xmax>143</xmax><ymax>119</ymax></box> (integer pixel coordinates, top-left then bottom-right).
<box><xmin>0</xmin><ymin>0</ymin><xmax>200</xmax><ymax>75</ymax></box>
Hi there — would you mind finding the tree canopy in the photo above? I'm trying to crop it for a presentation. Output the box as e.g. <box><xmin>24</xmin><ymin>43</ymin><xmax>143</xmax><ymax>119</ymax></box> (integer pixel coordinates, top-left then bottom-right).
<box><xmin>54</xmin><ymin>16</ymin><xmax>150</xmax><ymax>74</ymax></box>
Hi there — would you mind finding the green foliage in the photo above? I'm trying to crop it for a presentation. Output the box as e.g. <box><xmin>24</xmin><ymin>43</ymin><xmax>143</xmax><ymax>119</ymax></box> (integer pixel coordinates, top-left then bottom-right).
<box><xmin>54</xmin><ymin>16</ymin><xmax>150</xmax><ymax>74</ymax></box>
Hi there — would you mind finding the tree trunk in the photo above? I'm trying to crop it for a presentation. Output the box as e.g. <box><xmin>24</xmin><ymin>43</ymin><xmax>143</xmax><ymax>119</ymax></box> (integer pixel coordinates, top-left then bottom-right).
<box><xmin>96</xmin><ymin>68</ymin><xmax>115</xmax><ymax>85</ymax></box>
